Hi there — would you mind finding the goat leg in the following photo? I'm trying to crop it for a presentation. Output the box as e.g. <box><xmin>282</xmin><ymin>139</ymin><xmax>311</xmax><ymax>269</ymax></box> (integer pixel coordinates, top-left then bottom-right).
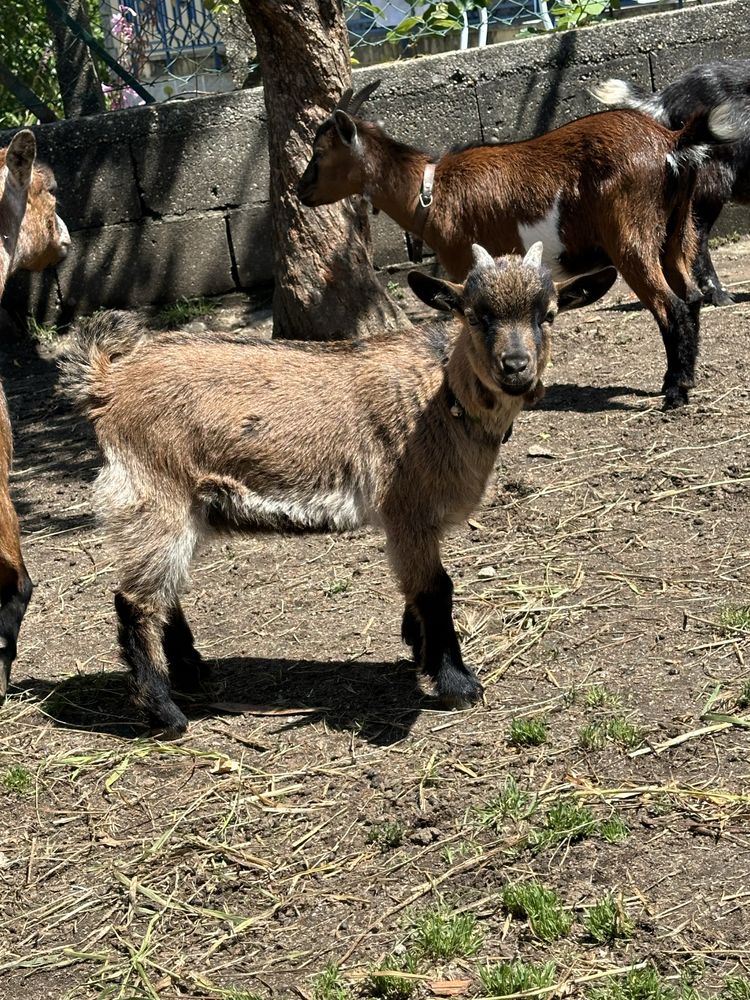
<box><xmin>401</xmin><ymin>604</ymin><xmax>423</xmax><ymax>663</ymax></box>
<box><xmin>115</xmin><ymin>591</ymin><xmax>188</xmax><ymax>737</ymax></box>
<box><xmin>0</xmin><ymin>568</ymin><xmax>32</xmax><ymax>703</ymax></box>
<box><xmin>693</xmin><ymin>198</ymin><xmax>734</xmax><ymax>307</ymax></box>
<box><xmin>162</xmin><ymin>600</ymin><xmax>212</xmax><ymax>695</ymax></box>
<box><xmin>413</xmin><ymin>570</ymin><xmax>483</xmax><ymax>709</ymax></box>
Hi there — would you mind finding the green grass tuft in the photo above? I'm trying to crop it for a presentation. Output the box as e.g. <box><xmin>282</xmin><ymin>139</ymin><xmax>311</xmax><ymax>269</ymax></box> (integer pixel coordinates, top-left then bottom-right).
<box><xmin>735</xmin><ymin>680</ymin><xmax>750</xmax><ymax>711</ymax></box>
<box><xmin>508</xmin><ymin>716</ymin><xmax>548</xmax><ymax>747</ymax></box>
<box><xmin>579</xmin><ymin>717</ymin><xmax>643</xmax><ymax>751</ymax></box>
<box><xmin>719</xmin><ymin>606</ymin><xmax>750</xmax><ymax>632</ymax></box>
<box><xmin>723</xmin><ymin>979</ymin><xmax>750</xmax><ymax>1000</ymax></box>
<box><xmin>27</xmin><ymin>317</ymin><xmax>59</xmax><ymax>343</ymax></box>
<box><xmin>155</xmin><ymin>296</ymin><xmax>217</xmax><ymax>328</ymax></box>
<box><xmin>585</xmin><ymin>895</ymin><xmax>634</xmax><ymax>944</ymax></box>
<box><xmin>585</xmin><ymin>685</ymin><xmax>621</xmax><ymax>709</ymax></box>
<box><xmin>363</xmin><ymin>952</ymin><xmax>419</xmax><ymax>1000</ymax></box>
<box><xmin>587</xmin><ymin>965</ymin><xmax>676</xmax><ymax>1000</ymax></box>
<box><xmin>367</xmin><ymin>821</ymin><xmax>404</xmax><ymax>853</ymax></box>
<box><xmin>599</xmin><ymin>814</ymin><xmax>630</xmax><ymax>843</ymax></box>
<box><xmin>502</xmin><ymin>881</ymin><xmax>573</xmax><ymax>941</ymax></box>
<box><xmin>477</xmin><ymin>776</ymin><xmax>536</xmax><ymax>829</ymax></box>
<box><xmin>479</xmin><ymin>959</ymin><xmax>556</xmax><ymax>996</ymax></box>
<box><xmin>529</xmin><ymin>799</ymin><xmax>598</xmax><ymax>851</ymax></box>
<box><xmin>313</xmin><ymin>963</ymin><xmax>348</xmax><ymax>1000</ymax></box>
<box><xmin>2</xmin><ymin>765</ymin><xmax>33</xmax><ymax>795</ymax></box>
<box><xmin>412</xmin><ymin>907</ymin><xmax>483</xmax><ymax>960</ymax></box>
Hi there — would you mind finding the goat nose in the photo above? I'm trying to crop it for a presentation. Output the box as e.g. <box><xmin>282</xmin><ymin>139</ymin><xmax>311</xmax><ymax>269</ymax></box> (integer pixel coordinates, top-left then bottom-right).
<box><xmin>500</xmin><ymin>352</ymin><xmax>530</xmax><ymax>375</ymax></box>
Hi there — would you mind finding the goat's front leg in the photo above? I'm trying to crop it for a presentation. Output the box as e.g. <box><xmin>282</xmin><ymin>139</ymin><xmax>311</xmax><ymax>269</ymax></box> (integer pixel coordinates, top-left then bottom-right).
<box><xmin>389</xmin><ymin>527</ymin><xmax>482</xmax><ymax>708</ymax></box>
<box><xmin>162</xmin><ymin>600</ymin><xmax>211</xmax><ymax>695</ymax></box>
<box><xmin>0</xmin><ymin>489</ymin><xmax>33</xmax><ymax>702</ymax></box>
<box><xmin>115</xmin><ymin>592</ymin><xmax>189</xmax><ymax>737</ymax></box>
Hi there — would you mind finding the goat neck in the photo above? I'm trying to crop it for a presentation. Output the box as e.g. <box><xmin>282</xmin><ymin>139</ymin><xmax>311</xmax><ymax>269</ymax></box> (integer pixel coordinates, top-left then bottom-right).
<box><xmin>444</xmin><ymin>330</ymin><xmax>523</xmax><ymax>443</ymax></box>
<box><xmin>358</xmin><ymin>122</ymin><xmax>435</xmax><ymax>238</ymax></box>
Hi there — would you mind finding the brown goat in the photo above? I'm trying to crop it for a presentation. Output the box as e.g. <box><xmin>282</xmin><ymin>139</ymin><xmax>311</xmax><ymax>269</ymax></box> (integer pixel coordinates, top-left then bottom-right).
<box><xmin>0</xmin><ymin>129</ymin><xmax>70</xmax><ymax>701</ymax></box>
<box><xmin>297</xmin><ymin>84</ymin><xmax>736</xmax><ymax>408</ymax></box>
<box><xmin>60</xmin><ymin>243</ymin><xmax>608</xmax><ymax>737</ymax></box>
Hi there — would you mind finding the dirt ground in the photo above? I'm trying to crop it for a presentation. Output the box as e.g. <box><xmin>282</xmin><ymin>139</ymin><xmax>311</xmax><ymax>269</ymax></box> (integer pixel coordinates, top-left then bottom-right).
<box><xmin>1</xmin><ymin>240</ymin><xmax>750</xmax><ymax>1000</ymax></box>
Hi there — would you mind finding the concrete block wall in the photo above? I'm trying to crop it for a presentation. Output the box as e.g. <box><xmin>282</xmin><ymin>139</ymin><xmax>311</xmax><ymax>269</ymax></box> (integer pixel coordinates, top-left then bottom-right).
<box><xmin>3</xmin><ymin>0</ymin><xmax>749</xmax><ymax>319</ymax></box>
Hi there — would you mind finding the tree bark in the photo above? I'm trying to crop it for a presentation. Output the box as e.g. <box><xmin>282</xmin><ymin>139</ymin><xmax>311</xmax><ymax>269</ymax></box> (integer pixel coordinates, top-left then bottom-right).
<box><xmin>239</xmin><ymin>0</ymin><xmax>410</xmax><ymax>340</ymax></box>
<box><xmin>46</xmin><ymin>0</ymin><xmax>105</xmax><ymax>118</ymax></box>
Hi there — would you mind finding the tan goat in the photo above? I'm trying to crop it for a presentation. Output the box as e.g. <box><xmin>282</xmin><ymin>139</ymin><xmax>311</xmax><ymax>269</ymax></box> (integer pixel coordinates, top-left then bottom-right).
<box><xmin>0</xmin><ymin>129</ymin><xmax>70</xmax><ymax>701</ymax></box>
<box><xmin>60</xmin><ymin>244</ymin><xmax>612</xmax><ymax>737</ymax></box>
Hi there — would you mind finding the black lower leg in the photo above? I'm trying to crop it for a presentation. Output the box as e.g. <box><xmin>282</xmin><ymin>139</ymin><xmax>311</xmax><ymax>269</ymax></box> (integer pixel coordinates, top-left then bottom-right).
<box><xmin>660</xmin><ymin>298</ymin><xmax>699</xmax><ymax>408</ymax></box>
<box><xmin>115</xmin><ymin>591</ymin><xmax>188</xmax><ymax>736</ymax></box>
<box><xmin>401</xmin><ymin>604</ymin><xmax>423</xmax><ymax>663</ymax></box>
<box><xmin>414</xmin><ymin>571</ymin><xmax>482</xmax><ymax>708</ymax></box>
<box><xmin>163</xmin><ymin>602</ymin><xmax>210</xmax><ymax>693</ymax></box>
<box><xmin>0</xmin><ymin>571</ymin><xmax>32</xmax><ymax>702</ymax></box>
<box><xmin>693</xmin><ymin>202</ymin><xmax>732</xmax><ymax>306</ymax></box>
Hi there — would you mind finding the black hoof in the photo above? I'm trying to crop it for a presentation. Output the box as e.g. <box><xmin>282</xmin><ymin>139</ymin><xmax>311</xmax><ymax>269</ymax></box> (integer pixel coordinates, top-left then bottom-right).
<box><xmin>703</xmin><ymin>287</ymin><xmax>734</xmax><ymax>307</ymax></box>
<box><xmin>437</xmin><ymin>668</ymin><xmax>483</xmax><ymax>710</ymax></box>
<box><xmin>148</xmin><ymin>700</ymin><xmax>189</xmax><ymax>739</ymax></box>
<box><xmin>663</xmin><ymin>384</ymin><xmax>689</xmax><ymax>409</ymax></box>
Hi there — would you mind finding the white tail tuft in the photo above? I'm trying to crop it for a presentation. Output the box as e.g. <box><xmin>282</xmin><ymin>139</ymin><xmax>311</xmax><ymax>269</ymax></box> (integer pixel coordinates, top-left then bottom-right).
<box><xmin>709</xmin><ymin>102</ymin><xmax>744</xmax><ymax>141</ymax></box>
<box><xmin>590</xmin><ymin>78</ymin><xmax>633</xmax><ymax>107</ymax></box>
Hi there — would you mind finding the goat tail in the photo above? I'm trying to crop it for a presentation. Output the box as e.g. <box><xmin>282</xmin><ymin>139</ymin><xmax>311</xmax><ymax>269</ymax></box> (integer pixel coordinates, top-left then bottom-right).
<box><xmin>590</xmin><ymin>78</ymin><xmax>668</xmax><ymax>124</ymax></box>
<box><xmin>59</xmin><ymin>310</ymin><xmax>144</xmax><ymax>411</ymax></box>
<box><xmin>668</xmin><ymin>102</ymin><xmax>740</xmax><ymax>176</ymax></box>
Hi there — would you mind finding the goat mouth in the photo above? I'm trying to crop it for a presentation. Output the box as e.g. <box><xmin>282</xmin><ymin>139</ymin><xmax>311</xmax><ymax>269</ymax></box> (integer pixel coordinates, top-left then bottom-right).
<box><xmin>498</xmin><ymin>376</ymin><xmax>537</xmax><ymax>397</ymax></box>
<box><xmin>297</xmin><ymin>186</ymin><xmax>318</xmax><ymax>207</ymax></box>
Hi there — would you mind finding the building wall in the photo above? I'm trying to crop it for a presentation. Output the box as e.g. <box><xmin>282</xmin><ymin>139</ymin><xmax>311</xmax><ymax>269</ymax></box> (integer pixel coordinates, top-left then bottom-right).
<box><xmin>4</xmin><ymin>0</ymin><xmax>749</xmax><ymax>319</ymax></box>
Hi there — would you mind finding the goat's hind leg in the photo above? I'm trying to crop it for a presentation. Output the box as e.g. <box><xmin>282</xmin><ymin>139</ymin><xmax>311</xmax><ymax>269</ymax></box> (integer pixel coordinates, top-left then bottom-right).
<box><xmin>693</xmin><ymin>198</ymin><xmax>732</xmax><ymax>307</ymax></box>
<box><xmin>163</xmin><ymin>599</ymin><xmax>212</xmax><ymax>695</ymax></box>
<box><xmin>112</xmin><ymin>506</ymin><xmax>199</xmax><ymax>736</ymax></box>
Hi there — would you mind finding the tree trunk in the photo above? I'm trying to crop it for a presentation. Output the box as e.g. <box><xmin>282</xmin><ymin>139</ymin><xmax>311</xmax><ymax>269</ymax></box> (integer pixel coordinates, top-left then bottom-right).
<box><xmin>46</xmin><ymin>0</ymin><xmax>105</xmax><ymax>118</ymax></box>
<box><xmin>239</xmin><ymin>0</ymin><xmax>410</xmax><ymax>340</ymax></box>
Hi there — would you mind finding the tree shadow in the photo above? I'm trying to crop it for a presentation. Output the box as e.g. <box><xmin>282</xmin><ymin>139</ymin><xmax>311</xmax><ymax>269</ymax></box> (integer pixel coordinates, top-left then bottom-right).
<box><xmin>536</xmin><ymin>381</ymin><xmax>658</xmax><ymax>413</ymax></box>
<box><xmin>12</xmin><ymin>654</ymin><xmax>440</xmax><ymax>746</ymax></box>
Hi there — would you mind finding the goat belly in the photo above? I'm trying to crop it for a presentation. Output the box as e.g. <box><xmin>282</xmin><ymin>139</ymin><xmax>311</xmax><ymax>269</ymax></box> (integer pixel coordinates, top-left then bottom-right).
<box><xmin>198</xmin><ymin>474</ymin><xmax>370</xmax><ymax>534</ymax></box>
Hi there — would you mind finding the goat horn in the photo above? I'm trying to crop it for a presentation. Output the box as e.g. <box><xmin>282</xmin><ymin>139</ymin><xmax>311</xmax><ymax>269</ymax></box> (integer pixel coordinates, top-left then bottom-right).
<box><xmin>348</xmin><ymin>79</ymin><xmax>381</xmax><ymax>117</ymax></box>
<box><xmin>523</xmin><ymin>241</ymin><xmax>544</xmax><ymax>269</ymax></box>
<box><xmin>471</xmin><ymin>244</ymin><xmax>495</xmax><ymax>269</ymax></box>
<box><xmin>335</xmin><ymin>87</ymin><xmax>353</xmax><ymax>113</ymax></box>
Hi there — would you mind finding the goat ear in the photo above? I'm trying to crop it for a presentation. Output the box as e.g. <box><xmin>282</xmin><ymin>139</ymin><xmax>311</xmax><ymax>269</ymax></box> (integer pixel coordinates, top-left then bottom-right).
<box><xmin>408</xmin><ymin>271</ymin><xmax>464</xmax><ymax>314</ymax></box>
<box><xmin>6</xmin><ymin>129</ymin><xmax>36</xmax><ymax>189</ymax></box>
<box><xmin>555</xmin><ymin>266</ymin><xmax>618</xmax><ymax>312</ymax></box>
<box><xmin>332</xmin><ymin>110</ymin><xmax>357</xmax><ymax>147</ymax></box>
<box><xmin>523</xmin><ymin>241</ymin><xmax>544</xmax><ymax>269</ymax></box>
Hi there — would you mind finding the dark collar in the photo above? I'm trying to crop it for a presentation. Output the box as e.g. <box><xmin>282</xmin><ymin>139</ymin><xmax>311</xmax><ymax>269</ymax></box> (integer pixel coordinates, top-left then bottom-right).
<box><xmin>445</xmin><ymin>382</ymin><xmax>513</xmax><ymax>445</ymax></box>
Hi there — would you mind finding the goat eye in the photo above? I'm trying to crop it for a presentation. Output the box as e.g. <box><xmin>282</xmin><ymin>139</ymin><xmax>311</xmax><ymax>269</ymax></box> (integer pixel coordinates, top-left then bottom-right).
<box><xmin>545</xmin><ymin>310</ymin><xmax>556</xmax><ymax>324</ymax></box>
<box><xmin>466</xmin><ymin>311</ymin><xmax>480</xmax><ymax>326</ymax></box>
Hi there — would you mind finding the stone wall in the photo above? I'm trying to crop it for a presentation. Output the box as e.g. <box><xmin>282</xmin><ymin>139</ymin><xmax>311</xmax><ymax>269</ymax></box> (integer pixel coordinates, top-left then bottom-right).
<box><xmin>4</xmin><ymin>0</ymin><xmax>749</xmax><ymax>319</ymax></box>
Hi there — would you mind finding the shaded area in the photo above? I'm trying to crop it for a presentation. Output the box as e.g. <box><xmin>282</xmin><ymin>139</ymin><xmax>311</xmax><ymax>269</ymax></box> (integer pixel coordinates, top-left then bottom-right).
<box><xmin>14</xmin><ymin>654</ymin><xmax>433</xmax><ymax>745</ymax></box>
<box><xmin>535</xmin><ymin>382</ymin><xmax>657</xmax><ymax>413</ymax></box>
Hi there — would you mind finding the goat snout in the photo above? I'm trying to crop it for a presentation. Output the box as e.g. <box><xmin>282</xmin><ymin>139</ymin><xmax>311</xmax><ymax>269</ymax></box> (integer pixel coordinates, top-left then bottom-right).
<box><xmin>500</xmin><ymin>351</ymin><xmax>531</xmax><ymax>375</ymax></box>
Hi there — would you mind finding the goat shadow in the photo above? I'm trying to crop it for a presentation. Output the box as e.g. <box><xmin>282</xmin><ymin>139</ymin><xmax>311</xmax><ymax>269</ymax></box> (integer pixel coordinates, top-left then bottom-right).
<box><xmin>12</xmin><ymin>654</ymin><xmax>440</xmax><ymax>747</ymax></box>
<box><xmin>601</xmin><ymin>290</ymin><xmax>750</xmax><ymax>313</ymax></box>
<box><xmin>535</xmin><ymin>382</ymin><xmax>657</xmax><ymax>413</ymax></box>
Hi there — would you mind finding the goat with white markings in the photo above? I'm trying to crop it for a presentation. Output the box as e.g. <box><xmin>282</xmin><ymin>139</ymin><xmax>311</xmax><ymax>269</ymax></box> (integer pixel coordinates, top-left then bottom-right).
<box><xmin>0</xmin><ymin>130</ymin><xmax>70</xmax><ymax>701</ymax></box>
<box><xmin>592</xmin><ymin>60</ymin><xmax>750</xmax><ymax>306</ymax></box>
<box><xmin>60</xmin><ymin>243</ymin><xmax>603</xmax><ymax>736</ymax></box>
<box><xmin>298</xmin><ymin>82</ymin><xmax>737</xmax><ymax>408</ymax></box>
